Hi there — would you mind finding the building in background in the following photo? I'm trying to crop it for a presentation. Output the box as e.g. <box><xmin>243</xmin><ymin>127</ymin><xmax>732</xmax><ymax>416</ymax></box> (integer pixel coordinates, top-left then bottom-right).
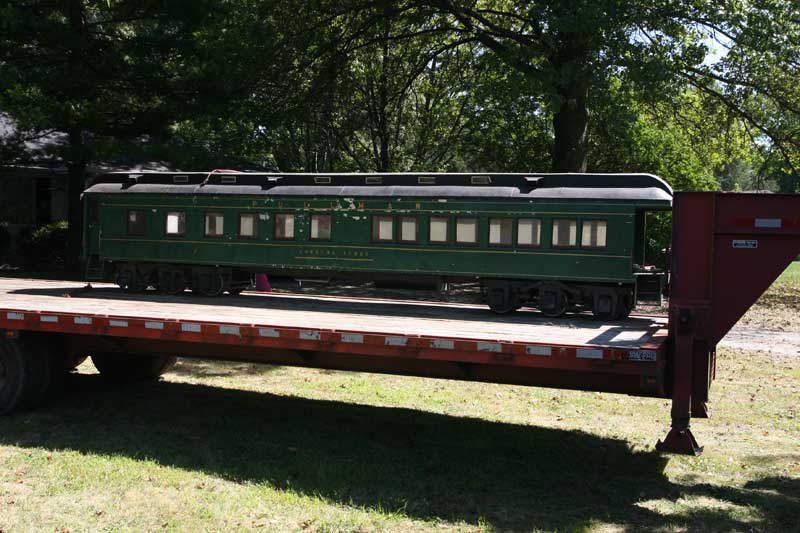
<box><xmin>1</xmin><ymin>114</ymin><xmax>174</xmax><ymax>237</ymax></box>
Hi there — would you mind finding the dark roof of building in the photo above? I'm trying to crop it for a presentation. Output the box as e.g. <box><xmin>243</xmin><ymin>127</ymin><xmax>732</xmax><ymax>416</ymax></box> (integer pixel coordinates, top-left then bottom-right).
<box><xmin>85</xmin><ymin>171</ymin><xmax>674</xmax><ymax>203</ymax></box>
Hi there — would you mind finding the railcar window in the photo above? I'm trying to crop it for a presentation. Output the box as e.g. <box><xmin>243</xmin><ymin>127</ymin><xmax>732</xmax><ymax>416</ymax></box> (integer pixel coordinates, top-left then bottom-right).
<box><xmin>275</xmin><ymin>214</ymin><xmax>295</xmax><ymax>239</ymax></box>
<box><xmin>517</xmin><ymin>218</ymin><xmax>542</xmax><ymax>247</ymax></box>
<box><xmin>165</xmin><ymin>211</ymin><xmax>186</xmax><ymax>235</ymax></box>
<box><xmin>399</xmin><ymin>216</ymin><xmax>419</xmax><ymax>243</ymax></box>
<box><xmin>456</xmin><ymin>217</ymin><xmax>478</xmax><ymax>245</ymax></box>
<box><xmin>311</xmin><ymin>214</ymin><xmax>332</xmax><ymax>240</ymax></box>
<box><xmin>429</xmin><ymin>217</ymin><xmax>449</xmax><ymax>244</ymax></box>
<box><xmin>552</xmin><ymin>219</ymin><xmax>577</xmax><ymax>247</ymax></box>
<box><xmin>581</xmin><ymin>220</ymin><xmax>608</xmax><ymax>248</ymax></box>
<box><xmin>127</xmin><ymin>210</ymin><xmax>147</xmax><ymax>236</ymax></box>
<box><xmin>371</xmin><ymin>215</ymin><xmax>394</xmax><ymax>242</ymax></box>
<box><xmin>205</xmin><ymin>213</ymin><xmax>224</xmax><ymax>237</ymax></box>
<box><xmin>489</xmin><ymin>218</ymin><xmax>513</xmax><ymax>246</ymax></box>
<box><xmin>239</xmin><ymin>213</ymin><xmax>257</xmax><ymax>238</ymax></box>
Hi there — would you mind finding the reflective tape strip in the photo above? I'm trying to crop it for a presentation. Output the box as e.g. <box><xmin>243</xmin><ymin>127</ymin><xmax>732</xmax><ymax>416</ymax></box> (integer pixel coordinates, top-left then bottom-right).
<box><xmin>577</xmin><ymin>348</ymin><xmax>603</xmax><ymax>359</ymax></box>
<box><xmin>385</xmin><ymin>336</ymin><xmax>407</xmax><ymax>347</ymax></box>
<box><xmin>259</xmin><ymin>328</ymin><xmax>280</xmax><ymax>338</ymax></box>
<box><xmin>341</xmin><ymin>333</ymin><xmax>364</xmax><ymax>344</ymax></box>
<box><xmin>755</xmin><ymin>218</ymin><xmax>781</xmax><ymax>229</ymax></box>
<box><xmin>431</xmin><ymin>339</ymin><xmax>454</xmax><ymax>350</ymax></box>
<box><xmin>477</xmin><ymin>342</ymin><xmax>501</xmax><ymax>353</ymax></box>
<box><xmin>181</xmin><ymin>323</ymin><xmax>201</xmax><ymax>333</ymax></box>
<box><xmin>40</xmin><ymin>315</ymin><xmax>59</xmax><ymax>323</ymax></box>
<box><xmin>219</xmin><ymin>325</ymin><xmax>240</xmax><ymax>336</ymax></box>
<box><xmin>6</xmin><ymin>312</ymin><xmax>24</xmax><ymax>321</ymax></box>
<box><xmin>526</xmin><ymin>346</ymin><xmax>552</xmax><ymax>357</ymax></box>
<box><xmin>145</xmin><ymin>321</ymin><xmax>164</xmax><ymax>330</ymax></box>
<box><xmin>74</xmin><ymin>316</ymin><xmax>92</xmax><ymax>325</ymax></box>
<box><xmin>109</xmin><ymin>320</ymin><xmax>129</xmax><ymax>328</ymax></box>
<box><xmin>299</xmin><ymin>330</ymin><xmax>321</xmax><ymax>341</ymax></box>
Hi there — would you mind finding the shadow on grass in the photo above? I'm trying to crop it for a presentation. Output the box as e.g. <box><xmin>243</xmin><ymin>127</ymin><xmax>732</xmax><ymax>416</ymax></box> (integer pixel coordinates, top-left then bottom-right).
<box><xmin>0</xmin><ymin>374</ymin><xmax>796</xmax><ymax>531</ymax></box>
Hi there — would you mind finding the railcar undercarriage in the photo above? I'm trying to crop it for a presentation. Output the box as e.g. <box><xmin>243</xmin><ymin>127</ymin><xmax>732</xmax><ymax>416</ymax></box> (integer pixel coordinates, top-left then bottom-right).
<box><xmin>110</xmin><ymin>260</ymin><xmax>645</xmax><ymax>320</ymax></box>
<box><xmin>481</xmin><ymin>279</ymin><xmax>634</xmax><ymax>320</ymax></box>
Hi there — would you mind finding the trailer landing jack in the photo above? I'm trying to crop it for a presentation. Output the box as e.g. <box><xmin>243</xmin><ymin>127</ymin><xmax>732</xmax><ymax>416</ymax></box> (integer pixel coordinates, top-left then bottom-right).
<box><xmin>656</xmin><ymin>422</ymin><xmax>703</xmax><ymax>456</ymax></box>
<box><xmin>660</xmin><ymin>192</ymin><xmax>800</xmax><ymax>454</ymax></box>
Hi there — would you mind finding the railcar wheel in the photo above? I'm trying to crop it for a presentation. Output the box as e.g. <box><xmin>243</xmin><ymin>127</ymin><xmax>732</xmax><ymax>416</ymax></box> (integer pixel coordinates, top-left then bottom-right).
<box><xmin>488</xmin><ymin>300</ymin><xmax>518</xmax><ymax>314</ymax></box>
<box><xmin>158</xmin><ymin>269</ymin><xmax>186</xmax><ymax>295</ymax></box>
<box><xmin>539</xmin><ymin>286</ymin><xmax>568</xmax><ymax>318</ymax></box>
<box><xmin>484</xmin><ymin>280</ymin><xmax>521</xmax><ymax>314</ymax></box>
<box><xmin>116</xmin><ymin>267</ymin><xmax>148</xmax><ymax>292</ymax></box>
<box><xmin>592</xmin><ymin>292</ymin><xmax>617</xmax><ymax>321</ymax></box>
<box><xmin>192</xmin><ymin>271</ymin><xmax>225</xmax><ymax>297</ymax></box>
<box><xmin>614</xmin><ymin>296</ymin><xmax>633</xmax><ymax>321</ymax></box>
<box><xmin>91</xmin><ymin>353</ymin><xmax>177</xmax><ymax>383</ymax></box>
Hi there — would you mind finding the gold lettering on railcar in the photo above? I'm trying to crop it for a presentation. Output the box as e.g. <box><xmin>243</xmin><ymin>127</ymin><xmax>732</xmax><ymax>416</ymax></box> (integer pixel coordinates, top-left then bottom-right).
<box><xmin>297</xmin><ymin>248</ymin><xmax>370</xmax><ymax>258</ymax></box>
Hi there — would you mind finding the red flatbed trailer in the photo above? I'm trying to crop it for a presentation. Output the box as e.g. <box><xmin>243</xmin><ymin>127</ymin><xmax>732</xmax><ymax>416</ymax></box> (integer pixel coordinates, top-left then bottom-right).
<box><xmin>1</xmin><ymin>192</ymin><xmax>798</xmax><ymax>454</ymax></box>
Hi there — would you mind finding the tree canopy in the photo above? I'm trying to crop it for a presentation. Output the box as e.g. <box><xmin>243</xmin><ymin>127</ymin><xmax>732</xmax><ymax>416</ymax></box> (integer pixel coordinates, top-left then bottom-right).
<box><xmin>1</xmin><ymin>0</ymin><xmax>798</xmax><ymax>269</ymax></box>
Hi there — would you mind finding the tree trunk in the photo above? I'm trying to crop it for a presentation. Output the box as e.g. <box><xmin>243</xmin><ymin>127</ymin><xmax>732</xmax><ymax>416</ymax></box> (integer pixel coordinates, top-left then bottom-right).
<box><xmin>66</xmin><ymin>128</ymin><xmax>86</xmax><ymax>275</ymax></box>
<box><xmin>377</xmin><ymin>28</ymin><xmax>391</xmax><ymax>172</ymax></box>
<box><xmin>551</xmin><ymin>83</ymin><xmax>589</xmax><ymax>173</ymax></box>
<box><xmin>65</xmin><ymin>0</ymin><xmax>87</xmax><ymax>275</ymax></box>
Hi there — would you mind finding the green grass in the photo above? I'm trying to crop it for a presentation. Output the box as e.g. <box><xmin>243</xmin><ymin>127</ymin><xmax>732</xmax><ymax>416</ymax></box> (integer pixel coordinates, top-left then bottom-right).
<box><xmin>777</xmin><ymin>261</ymin><xmax>800</xmax><ymax>286</ymax></box>
<box><xmin>0</xmin><ymin>349</ymin><xmax>798</xmax><ymax>532</ymax></box>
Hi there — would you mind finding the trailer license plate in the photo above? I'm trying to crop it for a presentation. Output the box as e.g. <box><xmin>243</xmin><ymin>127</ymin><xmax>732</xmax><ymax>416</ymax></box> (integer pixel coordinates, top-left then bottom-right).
<box><xmin>732</xmin><ymin>239</ymin><xmax>758</xmax><ymax>249</ymax></box>
<box><xmin>629</xmin><ymin>350</ymin><xmax>657</xmax><ymax>362</ymax></box>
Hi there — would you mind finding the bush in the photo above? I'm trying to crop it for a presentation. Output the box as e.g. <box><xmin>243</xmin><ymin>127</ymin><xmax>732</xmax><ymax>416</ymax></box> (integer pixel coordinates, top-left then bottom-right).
<box><xmin>18</xmin><ymin>220</ymin><xmax>69</xmax><ymax>267</ymax></box>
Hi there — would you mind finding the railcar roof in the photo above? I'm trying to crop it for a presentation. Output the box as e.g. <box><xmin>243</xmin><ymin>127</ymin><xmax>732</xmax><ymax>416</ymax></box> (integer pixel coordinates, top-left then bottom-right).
<box><xmin>84</xmin><ymin>171</ymin><xmax>673</xmax><ymax>203</ymax></box>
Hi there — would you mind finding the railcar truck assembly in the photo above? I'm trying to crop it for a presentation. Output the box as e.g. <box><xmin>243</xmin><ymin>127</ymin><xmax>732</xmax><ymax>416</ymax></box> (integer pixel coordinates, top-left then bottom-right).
<box><xmin>1</xmin><ymin>184</ymin><xmax>798</xmax><ymax>454</ymax></box>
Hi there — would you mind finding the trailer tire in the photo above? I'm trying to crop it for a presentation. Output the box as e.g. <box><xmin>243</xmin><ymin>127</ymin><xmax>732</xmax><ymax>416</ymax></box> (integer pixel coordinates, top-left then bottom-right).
<box><xmin>91</xmin><ymin>353</ymin><xmax>177</xmax><ymax>383</ymax></box>
<box><xmin>0</xmin><ymin>337</ymin><xmax>51</xmax><ymax>415</ymax></box>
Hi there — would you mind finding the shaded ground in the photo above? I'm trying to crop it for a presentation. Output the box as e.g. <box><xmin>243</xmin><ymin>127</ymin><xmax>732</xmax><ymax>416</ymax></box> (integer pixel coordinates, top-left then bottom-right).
<box><xmin>0</xmin><ymin>347</ymin><xmax>798</xmax><ymax>532</ymax></box>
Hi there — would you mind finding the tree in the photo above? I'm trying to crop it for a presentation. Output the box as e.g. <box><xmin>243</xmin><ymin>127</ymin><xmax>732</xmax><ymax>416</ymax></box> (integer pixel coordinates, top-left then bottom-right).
<box><xmin>312</xmin><ymin>1</ymin><xmax>800</xmax><ymax>174</ymax></box>
<box><xmin>0</xmin><ymin>0</ymin><xmax>223</xmax><ymax>270</ymax></box>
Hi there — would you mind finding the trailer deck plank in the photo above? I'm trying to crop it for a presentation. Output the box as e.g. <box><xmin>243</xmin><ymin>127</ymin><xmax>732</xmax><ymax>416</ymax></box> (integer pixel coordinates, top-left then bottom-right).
<box><xmin>0</xmin><ymin>278</ymin><xmax>665</xmax><ymax>348</ymax></box>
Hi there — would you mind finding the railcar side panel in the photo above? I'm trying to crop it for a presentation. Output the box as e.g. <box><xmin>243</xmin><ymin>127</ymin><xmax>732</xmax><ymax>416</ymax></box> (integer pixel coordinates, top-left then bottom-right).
<box><xmin>87</xmin><ymin>194</ymin><xmax>639</xmax><ymax>284</ymax></box>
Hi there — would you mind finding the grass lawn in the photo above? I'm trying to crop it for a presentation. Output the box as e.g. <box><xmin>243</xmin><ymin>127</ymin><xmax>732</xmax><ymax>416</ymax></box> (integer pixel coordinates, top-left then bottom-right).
<box><xmin>0</xmin><ymin>346</ymin><xmax>798</xmax><ymax>532</ymax></box>
<box><xmin>777</xmin><ymin>260</ymin><xmax>800</xmax><ymax>286</ymax></box>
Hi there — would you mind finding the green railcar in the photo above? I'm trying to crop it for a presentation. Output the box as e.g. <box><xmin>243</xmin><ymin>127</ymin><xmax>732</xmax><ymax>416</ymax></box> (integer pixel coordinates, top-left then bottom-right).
<box><xmin>82</xmin><ymin>172</ymin><xmax>672</xmax><ymax>319</ymax></box>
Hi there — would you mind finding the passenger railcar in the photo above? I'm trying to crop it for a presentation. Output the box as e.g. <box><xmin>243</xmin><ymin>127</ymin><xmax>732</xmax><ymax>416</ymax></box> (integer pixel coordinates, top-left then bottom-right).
<box><xmin>82</xmin><ymin>172</ymin><xmax>672</xmax><ymax>319</ymax></box>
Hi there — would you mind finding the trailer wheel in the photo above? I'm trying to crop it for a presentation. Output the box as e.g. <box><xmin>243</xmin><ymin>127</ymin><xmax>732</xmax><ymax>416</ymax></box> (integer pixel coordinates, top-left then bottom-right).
<box><xmin>91</xmin><ymin>353</ymin><xmax>177</xmax><ymax>383</ymax></box>
<box><xmin>0</xmin><ymin>337</ymin><xmax>53</xmax><ymax>415</ymax></box>
<box><xmin>66</xmin><ymin>355</ymin><xmax>88</xmax><ymax>371</ymax></box>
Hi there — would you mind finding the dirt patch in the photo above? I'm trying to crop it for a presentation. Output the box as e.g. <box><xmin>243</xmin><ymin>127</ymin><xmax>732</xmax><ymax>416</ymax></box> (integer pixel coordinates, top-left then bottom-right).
<box><xmin>739</xmin><ymin>285</ymin><xmax>800</xmax><ymax>333</ymax></box>
<box><xmin>721</xmin><ymin>326</ymin><xmax>800</xmax><ymax>356</ymax></box>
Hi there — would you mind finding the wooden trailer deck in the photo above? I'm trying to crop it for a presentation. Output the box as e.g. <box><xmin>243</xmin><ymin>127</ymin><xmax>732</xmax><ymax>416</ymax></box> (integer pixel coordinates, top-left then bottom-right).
<box><xmin>0</xmin><ymin>278</ymin><xmax>666</xmax><ymax>349</ymax></box>
<box><xmin>0</xmin><ymin>277</ymin><xmax>669</xmax><ymax>398</ymax></box>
